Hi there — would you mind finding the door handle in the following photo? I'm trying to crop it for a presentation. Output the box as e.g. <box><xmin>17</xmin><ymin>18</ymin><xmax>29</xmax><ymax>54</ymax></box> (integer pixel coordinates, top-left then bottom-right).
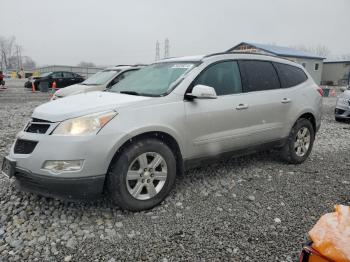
<box><xmin>236</xmin><ymin>103</ymin><xmax>249</xmax><ymax>110</ymax></box>
<box><xmin>281</xmin><ymin>98</ymin><xmax>291</xmax><ymax>104</ymax></box>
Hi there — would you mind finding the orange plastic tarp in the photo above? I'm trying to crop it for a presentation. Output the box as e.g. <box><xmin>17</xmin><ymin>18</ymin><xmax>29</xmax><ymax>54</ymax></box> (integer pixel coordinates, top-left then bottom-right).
<box><xmin>309</xmin><ymin>205</ymin><xmax>350</xmax><ymax>262</ymax></box>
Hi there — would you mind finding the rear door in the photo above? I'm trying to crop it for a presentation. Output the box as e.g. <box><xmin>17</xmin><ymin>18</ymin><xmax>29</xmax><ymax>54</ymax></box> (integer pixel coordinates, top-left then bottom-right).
<box><xmin>73</xmin><ymin>73</ymin><xmax>84</xmax><ymax>84</ymax></box>
<box><xmin>237</xmin><ymin>60</ymin><xmax>291</xmax><ymax>143</ymax></box>
<box><xmin>62</xmin><ymin>72</ymin><xmax>75</xmax><ymax>87</ymax></box>
<box><xmin>51</xmin><ymin>72</ymin><xmax>64</xmax><ymax>88</ymax></box>
<box><xmin>273</xmin><ymin>62</ymin><xmax>310</xmax><ymax>136</ymax></box>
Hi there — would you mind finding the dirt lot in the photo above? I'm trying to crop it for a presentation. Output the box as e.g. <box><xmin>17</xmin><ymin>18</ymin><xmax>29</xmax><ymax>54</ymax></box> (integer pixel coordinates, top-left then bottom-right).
<box><xmin>0</xmin><ymin>79</ymin><xmax>349</xmax><ymax>261</ymax></box>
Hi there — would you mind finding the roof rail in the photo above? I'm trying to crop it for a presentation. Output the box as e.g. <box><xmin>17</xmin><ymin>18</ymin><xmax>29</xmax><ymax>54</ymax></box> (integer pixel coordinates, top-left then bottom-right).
<box><xmin>131</xmin><ymin>64</ymin><xmax>147</xmax><ymax>67</ymax></box>
<box><xmin>203</xmin><ymin>52</ymin><xmax>231</xmax><ymax>58</ymax></box>
<box><xmin>203</xmin><ymin>51</ymin><xmax>293</xmax><ymax>62</ymax></box>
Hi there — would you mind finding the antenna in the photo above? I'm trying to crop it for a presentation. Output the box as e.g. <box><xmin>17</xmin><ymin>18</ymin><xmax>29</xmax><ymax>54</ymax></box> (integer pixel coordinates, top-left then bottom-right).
<box><xmin>155</xmin><ymin>41</ymin><xmax>160</xmax><ymax>61</ymax></box>
<box><xmin>164</xmin><ymin>38</ymin><xmax>169</xmax><ymax>59</ymax></box>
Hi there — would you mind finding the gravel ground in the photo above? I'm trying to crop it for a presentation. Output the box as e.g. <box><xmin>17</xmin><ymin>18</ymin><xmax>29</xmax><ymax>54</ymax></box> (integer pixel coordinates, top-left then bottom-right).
<box><xmin>0</xmin><ymin>80</ymin><xmax>349</xmax><ymax>261</ymax></box>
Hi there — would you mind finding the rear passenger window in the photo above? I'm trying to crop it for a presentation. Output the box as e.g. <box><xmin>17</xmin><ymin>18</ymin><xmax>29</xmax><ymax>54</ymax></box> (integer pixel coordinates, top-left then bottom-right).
<box><xmin>193</xmin><ymin>61</ymin><xmax>242</xmax><ymax>96</ymax></box>
<box><xmin>273</xmin><ymin>62</ymin><xmax>308</xmax><ymax>88</ymax></box>
<box><xmin>238</xmin><ymin>60</ymin><xmax>280</xmax><ymax>92</ymax></box>
<box><xmin>63</xmin><ymin>72</ymin><xmax>74</xmax><ymax>78</ymax></box>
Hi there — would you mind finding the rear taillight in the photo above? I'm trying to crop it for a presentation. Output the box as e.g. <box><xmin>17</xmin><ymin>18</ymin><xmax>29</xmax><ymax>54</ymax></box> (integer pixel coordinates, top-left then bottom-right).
<box><xmin>317</xmin><ymin>87</ymin><xmax>323</xmax><ymax>97</ymax></box>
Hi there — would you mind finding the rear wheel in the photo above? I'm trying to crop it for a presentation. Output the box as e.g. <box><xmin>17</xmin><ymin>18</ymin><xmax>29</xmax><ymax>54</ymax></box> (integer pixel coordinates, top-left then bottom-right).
<box><xmin>281</xmin><ymin>118</ymin><xmax>315</xmax><ymax>164</ymax></box>
<box><xmin>107</xmin><ymin>138</ymin><xmax>176</xmax><ymax>211</ymax></box>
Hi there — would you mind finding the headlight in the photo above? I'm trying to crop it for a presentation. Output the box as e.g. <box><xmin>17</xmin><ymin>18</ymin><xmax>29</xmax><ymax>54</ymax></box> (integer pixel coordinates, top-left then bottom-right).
<box><xmin>52</xmin><ymin>111</ymin><xmax>117</xmax><ymax>136</ymax></box>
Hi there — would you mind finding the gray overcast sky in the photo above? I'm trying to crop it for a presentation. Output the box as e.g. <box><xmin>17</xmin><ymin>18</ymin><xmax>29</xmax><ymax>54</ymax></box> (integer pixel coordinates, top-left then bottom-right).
<box><xmin>1</xmin><ymin>0</ymin><xmax>349</xmax><ymax>66</ymax></box>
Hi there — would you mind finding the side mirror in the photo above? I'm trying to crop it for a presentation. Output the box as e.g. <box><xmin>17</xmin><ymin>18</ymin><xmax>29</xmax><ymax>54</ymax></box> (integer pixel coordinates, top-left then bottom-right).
<box><xmin>186</xmin><ymin>85</ymin><xmax>217</xmax><ymax>99</ymax></box>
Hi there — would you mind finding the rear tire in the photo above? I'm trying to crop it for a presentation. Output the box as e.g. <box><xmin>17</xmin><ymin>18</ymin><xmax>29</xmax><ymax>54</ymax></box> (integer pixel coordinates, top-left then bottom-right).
<box><xmin>280</xmin><ymin>118</ymin><xmax>315</xmax><ymax>164</ymax></box>
<box><xmin>107</xmin><ymin>138</ymin><xmax>176</xmax><ymax>211</ymax></box>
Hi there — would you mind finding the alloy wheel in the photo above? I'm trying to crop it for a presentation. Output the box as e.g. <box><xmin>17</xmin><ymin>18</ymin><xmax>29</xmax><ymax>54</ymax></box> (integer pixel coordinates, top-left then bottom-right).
<box><xmin>126</xmin><ymin>152</ymin><xmax>168</xmax><ymax>200</ymax></box>
<box><xmin>294</xmin><ymin>127</ymin><xmax>311</xmax><ymax>157</ymax></box>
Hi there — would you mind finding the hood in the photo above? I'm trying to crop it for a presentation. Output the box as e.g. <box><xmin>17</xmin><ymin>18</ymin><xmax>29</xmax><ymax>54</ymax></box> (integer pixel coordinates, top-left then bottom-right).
<box><xmin>55</xmin><ymin>84</ymin><xmax>104</xmax><ymax>97</ymax></box>
<box><xmin>33</xmin><ymin>91</ymin><xmax>151</xmax><ymax>122</ymax></box>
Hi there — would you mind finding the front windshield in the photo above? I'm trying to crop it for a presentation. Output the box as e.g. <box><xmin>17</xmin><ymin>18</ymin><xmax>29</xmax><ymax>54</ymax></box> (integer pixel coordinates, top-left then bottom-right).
<box><xmin>110</xmin><ymin>62</ymin><xmax>197</xmax><ymax>96</ymax></box>
<box><xmin>82</xmin><ymin>70</ymin><xmax>120</xmax><ymax>85</ymax></box>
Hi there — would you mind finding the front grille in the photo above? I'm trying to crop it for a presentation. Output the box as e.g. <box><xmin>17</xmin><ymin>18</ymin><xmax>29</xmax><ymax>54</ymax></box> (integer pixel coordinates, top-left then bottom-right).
<box><xmin>14</xmin><ymin>139</ymin><xmax>38</xmax><ymax>154</ymax></box>
<box><xmin>335</xmin><ymin>108</ymin><xmax>345</xmax><ymax>115</ymax></box>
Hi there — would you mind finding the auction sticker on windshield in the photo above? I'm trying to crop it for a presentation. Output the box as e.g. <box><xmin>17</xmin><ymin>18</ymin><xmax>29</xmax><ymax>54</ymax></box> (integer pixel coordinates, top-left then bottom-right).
<box><xmin>171</xmin><ymin>64</ymin><xmax>194</xmax><ymax>69</ymax></box>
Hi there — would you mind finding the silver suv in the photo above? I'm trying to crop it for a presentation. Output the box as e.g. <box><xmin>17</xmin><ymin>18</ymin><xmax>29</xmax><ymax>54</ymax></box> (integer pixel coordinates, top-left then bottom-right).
<box><xmin>2</xmin><ymin>53</ymin><xmax>322</xmax><ymax>211</ymax></box>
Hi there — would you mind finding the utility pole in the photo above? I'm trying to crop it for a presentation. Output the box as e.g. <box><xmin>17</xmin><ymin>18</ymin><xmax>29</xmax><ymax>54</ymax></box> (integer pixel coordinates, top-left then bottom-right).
<box><xmin>19</xmin><ymin>47</ymin><xmax>22</xmax><ymax>69</ymax></box>
<box><xmin>155</xmin><ymin>41</ymin><xmax>160</xmax><ymax>61</ymax></box>
<box><xmin>164</xmin><ymin>38</ymin><xmax>169</xmax><ymax>59</ymax></box>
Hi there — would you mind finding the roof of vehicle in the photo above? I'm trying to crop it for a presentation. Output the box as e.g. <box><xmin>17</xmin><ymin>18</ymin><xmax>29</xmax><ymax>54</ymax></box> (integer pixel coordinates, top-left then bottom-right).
<box><xmin>157</xmin><ymin>55</ymin><xmax>205</xmax><ymax>63</ymax></box>
<box><xmin>156</xmin><ymin>52</ymin><xmax>303</xmax><ymax>67</ymax></box>
<box><xmin>105</xmin><ymin>64</ymin><xmax>146</xmax><ymax>71</ymax></box>
<box><xmin>227</xmin><ymin>42</ymin><xmax>326</xmax><ymax>60</ymax></box>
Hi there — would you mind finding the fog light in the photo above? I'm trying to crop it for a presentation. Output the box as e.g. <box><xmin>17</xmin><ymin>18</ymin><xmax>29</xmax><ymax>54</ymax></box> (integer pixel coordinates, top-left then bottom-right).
<box><xmin>42</xmin><ymin>160</ymin><xmax>84</xmax><ymax>173</ymax></box>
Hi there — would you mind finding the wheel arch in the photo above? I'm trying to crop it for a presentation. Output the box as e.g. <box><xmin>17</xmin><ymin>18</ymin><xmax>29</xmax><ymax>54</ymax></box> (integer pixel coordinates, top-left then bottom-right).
<box><xmin>107</xmin><ymin>131</ymin><xmax>185</xmax><ymax>181</ymax></box>
<box><xmin>296</xmin><ymin>112</ymin><xmax>317</xmax><ymax>133</ymax></box>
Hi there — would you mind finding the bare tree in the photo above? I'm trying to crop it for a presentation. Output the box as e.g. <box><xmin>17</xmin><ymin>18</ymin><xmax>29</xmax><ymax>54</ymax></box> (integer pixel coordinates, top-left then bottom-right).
<box><xmin>77</xmin><ymin>61</ymin><xmax>96</xmax><ymax>67</ymax></box>
<box><xmin>314</xmin><ymin>45</ymin><xmax>330</xmax><ymax>58</ymax></box>
<box><xmin>291</xmin><ymin>44</ymin><xmax>330</xmax><ymax>58</ymax></box>
<box><xmin>340</xmin><ymin>54</ymin><xmax>350</xmax><ymax>60</ymax></box>
<box><xmin>0</xmin><ymin>35</ymin><xmax>36</xmax><ymax>71</ymax></box>
<box><xmin>0</xmin><ymin>36</ymin><xmax>16</xmax><ymax>69</ymax></box>
<box><xmin>22</xmin><ymin>56</ymin><xmax>36</xmax><ymax>69</ymax></box>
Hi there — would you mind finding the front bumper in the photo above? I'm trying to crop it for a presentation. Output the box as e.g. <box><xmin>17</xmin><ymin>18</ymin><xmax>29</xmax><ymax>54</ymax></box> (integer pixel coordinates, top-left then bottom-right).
<box><xmin>335</xmin><ymin>108</ymin><xmax>350</xmax><ymax>119</ymax></box>
<box><xmin>14</xmin><ymin>167</ymin><xmax>105</xmax><ymax>200</ymax></box>
<box><xmin>7</xmin><ymin>124</ymin><xmax>128</xmax><ymax>199</ymax></box>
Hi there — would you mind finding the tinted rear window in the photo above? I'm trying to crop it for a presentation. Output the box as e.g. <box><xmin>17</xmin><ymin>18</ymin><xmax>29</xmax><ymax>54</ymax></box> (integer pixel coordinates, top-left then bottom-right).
<box><xmin>273</xmin><ymin>62</ymin><xmax>308</xmax><ymax>88</ymax></box>
<box><xmin>238</xmin><ymin>60</ymin><xmax>280</xmax><ymax>92</ymax></box>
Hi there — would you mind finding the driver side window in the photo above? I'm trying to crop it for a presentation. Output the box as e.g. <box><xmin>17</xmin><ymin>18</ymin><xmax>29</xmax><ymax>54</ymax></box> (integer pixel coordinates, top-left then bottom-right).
<box><xmin>193</xmin><ymin>61</ymin><xmax>242</xmax><ymax>96</ymax></box>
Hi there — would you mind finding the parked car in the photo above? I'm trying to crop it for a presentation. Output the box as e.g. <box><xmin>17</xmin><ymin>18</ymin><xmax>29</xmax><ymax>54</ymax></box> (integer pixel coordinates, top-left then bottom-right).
<box><xmin>51</xmin><ymin>65</ymin><xmax>143</xmax><ymax>100</ymax></box>
<box><xmin>24</xmin><ymin>76</ymin><xmax>41</xmax><ymax>89</ymax></box>
<box><xmin>24</xmin><ymin>71</ymin><xmax>84</xmax><ymax>91</ymax></box>
<box><xmin>3</xmin><ymin>53</ymin><xmax>322</xmax><ymax>211</ymax></box>
<box><xmin>335</xmin><ymin>87</ymin><xmax>350</xmax><ymax>122</ymax></box>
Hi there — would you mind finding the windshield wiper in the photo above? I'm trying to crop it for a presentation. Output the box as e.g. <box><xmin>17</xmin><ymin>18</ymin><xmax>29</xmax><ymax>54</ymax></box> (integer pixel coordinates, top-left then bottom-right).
<box><xmin>81</xmin><ymin>83</ymin><xmax>98</xmax><ymax>86</ymax></box>
<box><xmin>119</xmin><ymin>91</ymin><xmax>141</xmax><ymax>96</ymax></box>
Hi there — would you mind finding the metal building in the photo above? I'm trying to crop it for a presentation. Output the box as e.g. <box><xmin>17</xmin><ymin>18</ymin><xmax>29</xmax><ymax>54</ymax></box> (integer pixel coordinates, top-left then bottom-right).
<box><xmin>321</xmin><ymin>60</ymin><xmax>350</xmax><ymax>86</ymax></box>
<box><xmin>227</xmin><ymin>42</ymin><xmax>325</xmax><ymax>84</ymax></box>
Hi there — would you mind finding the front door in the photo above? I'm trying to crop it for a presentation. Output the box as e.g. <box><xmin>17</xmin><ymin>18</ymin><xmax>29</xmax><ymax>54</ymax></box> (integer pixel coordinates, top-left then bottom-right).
<box><xmin>184</xmin><ymin>60</ymin><xmax>254</xmax><ymax>159</ymax></box>
<box><xmin>62</xmin><ymin>72</ymin><xmax>75</xmax><ymax>87</ymax></box>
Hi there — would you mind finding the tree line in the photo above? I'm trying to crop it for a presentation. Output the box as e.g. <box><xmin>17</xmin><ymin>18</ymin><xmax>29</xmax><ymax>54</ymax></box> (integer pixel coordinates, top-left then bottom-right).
<box><xmin>0</xmin><ymin>35</ymin><xmax>36</xmax><ymax>71</ymax></box>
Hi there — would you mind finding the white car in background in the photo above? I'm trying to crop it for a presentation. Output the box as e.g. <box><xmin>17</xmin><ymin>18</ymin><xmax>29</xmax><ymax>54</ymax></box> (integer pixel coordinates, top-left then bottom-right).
<box><xmin>51</xmin><ymin>65</ymin><xmax>143</xmax><ymax>100</ymax></box>
<box><xmin>335</xmin><ymin>86</ymin><xmax>350</xmax><ymax>122</ymax></box>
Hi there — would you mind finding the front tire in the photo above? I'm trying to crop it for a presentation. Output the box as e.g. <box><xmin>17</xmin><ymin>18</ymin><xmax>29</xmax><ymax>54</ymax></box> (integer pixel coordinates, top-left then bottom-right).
<box><xmin>107</xmin><ymin>138</ymin><xmax>177</xmax><ymax>211</ymax></box>
<box><xmin>335</xmin><ymin>117</ymin><xmax>344</xmax><ymax>122</ymax></box>
<box><xmin>281</xmin><ymin>118</ymin><xmax>315</xmax><ymax>164</ymax></box>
